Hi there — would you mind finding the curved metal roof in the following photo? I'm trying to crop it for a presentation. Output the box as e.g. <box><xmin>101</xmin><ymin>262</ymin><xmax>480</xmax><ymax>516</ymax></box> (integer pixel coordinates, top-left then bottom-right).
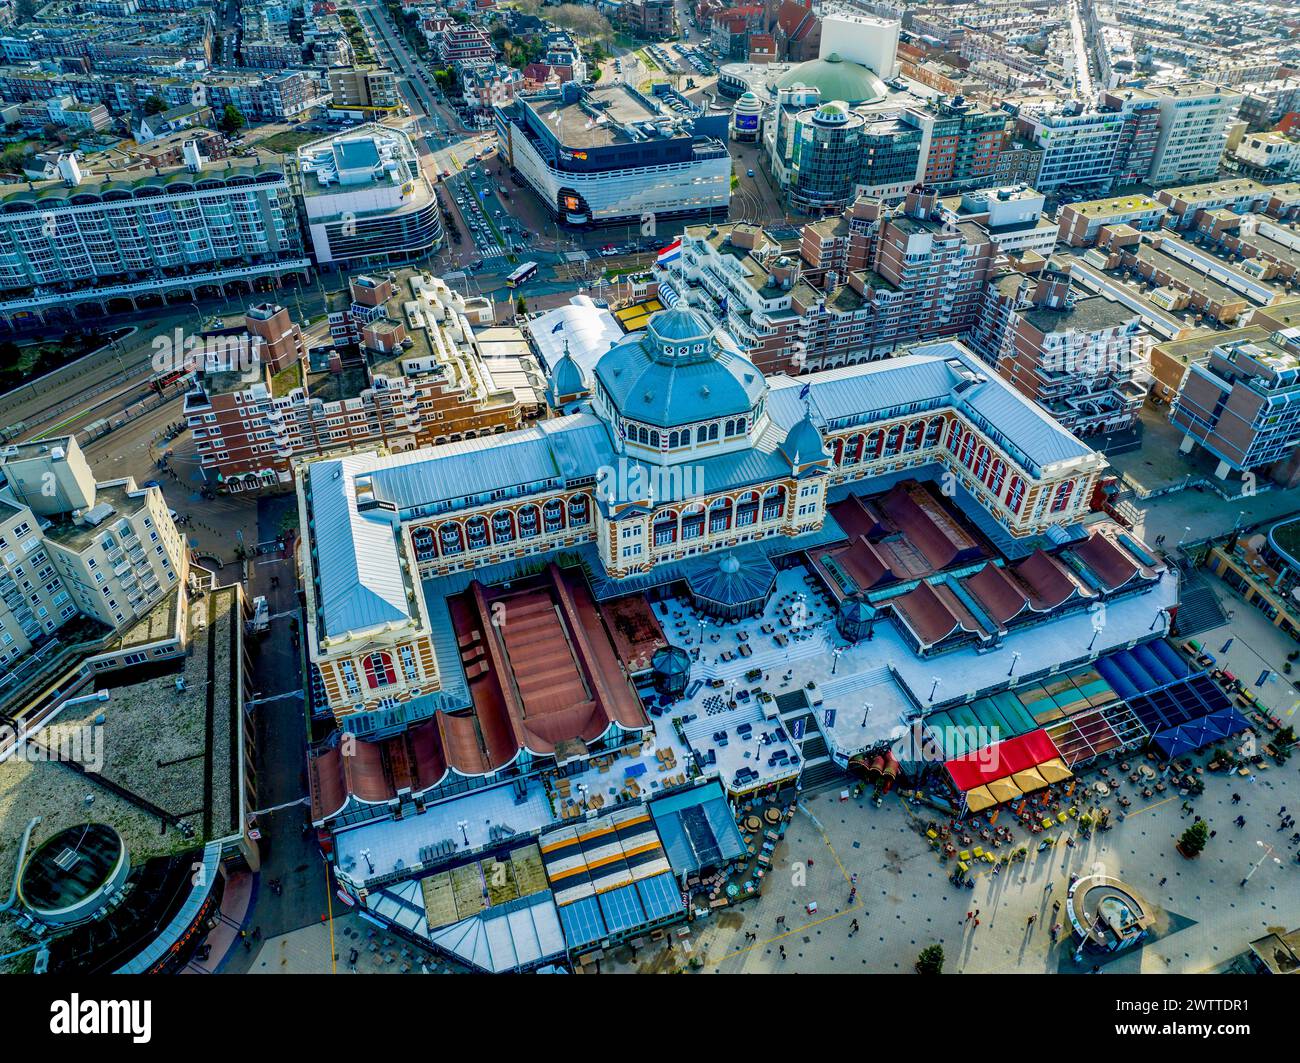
<box><xmin>774</xmin><ymin>53</ymin><xmax>888</xmax><ymax>106</ymax></box>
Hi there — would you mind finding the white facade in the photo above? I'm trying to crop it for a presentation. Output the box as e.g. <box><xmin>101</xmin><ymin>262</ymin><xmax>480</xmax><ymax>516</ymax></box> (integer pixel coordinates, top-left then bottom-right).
<box><xmin>504</xmin><ymin>129</ymin><xmax>731</xmax><ymax>226</ymax></box>
<box><xmin>1147</xmin><ymin>83</ymin><xmax>1243</xmax><ymax>186</ymax></box>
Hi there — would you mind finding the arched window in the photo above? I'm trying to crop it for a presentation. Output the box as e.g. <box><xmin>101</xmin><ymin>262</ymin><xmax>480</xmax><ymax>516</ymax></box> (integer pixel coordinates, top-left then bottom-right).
<box><xmin>708</xmin><ymin>496</ymin><xmax>733</xmax><ymax>533</ymax></box>
<box><xmin>831</xmin><ymin>437</ymin><xmax>844</xmax><ymax>466</ymax></box>
<box><xmin>696</xmin><ymin>425</ymin><xmax>710</xmax><ymax>444</ymax></box>
<box><xmin>762</xmin><ymin>484</ymin><xmax>786</xmax><ymax>521</ymax></box>
<box><xmin>960</xmin><ymin>431</ymin><xmax>977</xmax><ymax>468</ymax></box>
<box><xmin>925</xmin><ymin>417</ymin><xmax>945</xmax><ymax>447</ymax></box>
<box><xmin>543</xmin><ymin>498</ymin><xmax>565</xmax><ymax>533</ymax></box>
<box><xmin>439</xmin><ymin>521</ymin><xmax>464</xmax><ymax>556</ymax></box>
<box><xmin>884</xmin><ymin>424</ymin><xmax>904</xmax><ymax>457</ymax></box>
<box><xmin>653</xmin><ymin>509</ymin><xmax>678</xmax><ymax>545</ymax></box>
<box><xmin>904</xmin><ymin>420</ymin><xmax>925</xmax><ymax>450</ymax></box>
<box><xmin>649</xmin><ymin>429</ymin><xmax>660</xmax><ymax>447</ymax></box>
<box><xmin>567</xmin><ymin>493</ymin><xmax>590</xmax><ymax>526</ymax></box>
<box><xmin>681</xmin><ymin>503</ymin><xmax>705</xmax><ymax>540</ymax></box>
<box><xmin>411</xmin><ymin>525</ymin><xmax>436</xmax><ymax>562</ymax></box>
<box><xmin>1006</xmin><ymin>475</ymin><xmax>1025</xmax><ymax>513</ymax></box>
<box><xmin>491</xmin><ymin>510</ymin><xmax>515</xmax><ymax>544</ymax></box>
<box><xmin>1050</xmin><ymin>480</ymin><xmax>1075</xmax><ymax>513</ymax></box>
<box><xmin>517</xmin><ymin>504</ymin><xmax>540</xmax><ymax>539</ymax></box>
<box><xmin>988</xmin><ymin>459</ymin><xmax>1006</xmax><ymax>496</ymax></box>
<box><xmin>708</xmin><ymin>423</ymin><xmax>719</xmax><ymax>441</ymax></box>
<box><xmin>974</xmin><ymin>445</ymin><xmax>990</xmax><ymax>481</ymax></box>
<box><xmin>945</xmin><ymin>419</ymin><xmax>962</xmax><ymax>451</ymax></box>
<box><xmin>465</xmin><ymin>515</ymin><xmax>488</xmax><ymax>550</ymax></box>
<box><xmin>735</xmin><ymin>490</ymin><xmax>760</xmax><ymax>527</ymax></box>
<box><xmin>363</xmin><ymin>651</ymin><xmax>396</xmax><ymax>689</ymax></box>
<box><xmin>844</xmin><ymin>434</ymin><xmax>864</xmax><ymax>464</ymax></box>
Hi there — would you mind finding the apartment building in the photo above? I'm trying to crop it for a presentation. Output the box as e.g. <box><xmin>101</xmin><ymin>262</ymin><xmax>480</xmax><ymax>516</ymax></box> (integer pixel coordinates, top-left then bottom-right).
<box><xmin>1171</xmin><ymin>330</ymin><xmax>1300</xmax><ymax>485</ymax></box>
<box><xmin>327</xmin><ymin>67</ymin><xmax>401</xmax><ymax>119</ymax></box>
<box><xmin>1139</xmin><ymin>82</ymin><xmax>1243</xmax><ymax>187</ymax></box>
<box><xmin>970</xmin><ymin>269</ymin><xmax>1149</xmax><ymax>437</ymax></box>
<box><xmin>0</xmin><ymin>152</ymin><xmax>310</xmax><ymax>327</ymax></box>
<box><xmin>186</xmin><ymin>275</ymin><xmax>532</xmax><ymax>490</ymax></box>
<box><xmin>1056</xmin><ymin>193</ymin><xmax>1167</xmax><ymax>247</ymax></box>
<box><xmin>296</xmin><ymin>126</ymin><xmax>443</xmax><ymax>270</ymax></box>
<box><xmin>913</xmin><ymin>95</ymin><xmax>1011</xmax><ymax>193</ymax></box>
<box><xmin>0</xmin><ymin>437</ymin><xmax>188</xmax><ymax>700</ymax></box>
<box><xmin>657</xmin><ymin>186</ymin><xmax>995</xmax><ymax>372</ymax></box>
<box><xmin>1017</xmin><ymin>91</ymin><xmax>1159</xmax><ymax>192</ymax></box>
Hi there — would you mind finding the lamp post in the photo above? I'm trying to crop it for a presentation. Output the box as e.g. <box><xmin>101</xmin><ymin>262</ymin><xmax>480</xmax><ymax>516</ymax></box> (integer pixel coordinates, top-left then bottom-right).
<box><xmin>1242</xmin><ymin>840</ymin><xmax>1281</xmax><ymax>886</ymax></box>
<box><xmin>1149</xmin><ymin>607</ymin><xmax>1166</xmax><ymax>633</ymax></box>
<box><xmin>360</xmin><ymin>848</ymin><xmax>374</xmax><ymax>875</ymax></box>
<box><xmin>832</xmin><ymin>646</ymin><xmax>843</xmax><ymax>675</ymax></box>
<box><xmin>1176</xmin><ymin>525</ymin><xmax>1191</xmax><ymax>548</ymax></box>
<box><xmin>1007</xmin><ymin>650</ymin><xmax>1022</xmax><ymax>678</ymax></box>
<box><xmin>929</xmin><ymin>676</ymin><xmax>941</xmax><ymax>702</ymax></box>
<box><xmin>861</xmin><ymin>701</ymin><xmax>872</xmax><ymax>727</ymax></box>
<box><xmin>457</xmin><ymin>820</ymin><xmax>470</xmax><ymax>846</ymax></box>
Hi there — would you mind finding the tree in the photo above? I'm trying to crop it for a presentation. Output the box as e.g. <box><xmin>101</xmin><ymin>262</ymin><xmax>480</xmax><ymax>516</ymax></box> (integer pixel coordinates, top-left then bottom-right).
<box><xmin>219</xmin><ymin>104</ymin><xmax>246</xmax><ymax>136</ymax></box>
<box><xmin>144</xmin><ymin>96</ymin><xmax>168</xmax><ymax>116</ymax></box>
<box><xmin>915</xmin><ymin>944</ymin><xmax>944</xmax><ymax>975</ymax></box>
<box><xmin>516</xmin><ymin>296</ymin><xmax>528</xmax><ymax>316</ymax></box>
<box><xmin>1179</xmin><ymin>820</ymin><xmax>1209</xmax><ymax>856</ymax></box>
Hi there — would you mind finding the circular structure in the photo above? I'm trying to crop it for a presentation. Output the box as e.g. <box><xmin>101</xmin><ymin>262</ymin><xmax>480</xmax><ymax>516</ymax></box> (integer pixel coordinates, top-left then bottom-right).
<box><xmin>650</xmin><ymin>644</ymin><xmax>692</xmax><ymax>699</ymax></box>
<box><xmin>774</xmin><ymin>53</ymin><xmax>888</xmax><ymax>107</ymax></box>
<box><xmin>593</xmin><ymin>306</ymin><xmax>765</xmax><ymax>431</ymax></box>
<box><xmin>19</xmin><ymin>823</ymin><xmax>130</xmax><ymax>927</ymax></box>
<box><xmin>813</xmin><ymin>101</ymin><xmax>851</xmax><ymax>126</ymax></box>
<box><xmin>1065</xmin><ymin>874</ymin><xmax>1154</xmax><ymax>955</ymax></box>
<box><xmin>836</xmin><ymin>593</ymin><xmax>879</xmax><ymax>642</ymax></box>
<box><xmin>731</xmin><ymin>91</ymin><xmax>764</xmax><ymax>142</ymax></box>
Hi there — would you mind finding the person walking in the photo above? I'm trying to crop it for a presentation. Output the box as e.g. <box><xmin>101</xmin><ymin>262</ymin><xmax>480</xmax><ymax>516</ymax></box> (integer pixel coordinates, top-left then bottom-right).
<box><xmin>1158</xmin><ymin>876</ymin><xmax>1167</xmax><ymax>887</ymax></box>
<box><xmin>778</xmin><ymin>945</ymin><xmax>786</xmax><ymax>960</ymax></box>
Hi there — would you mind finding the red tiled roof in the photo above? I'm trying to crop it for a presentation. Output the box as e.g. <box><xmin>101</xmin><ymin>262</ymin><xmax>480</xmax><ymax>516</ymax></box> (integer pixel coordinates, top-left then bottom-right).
<box><xmin>1069</xmin><ymin>530</ymin><xmax>1158</xmax><ymax>591</ymax></box>
<box><xmin>1013</xmin><ymin>549</ymin><xmax>1092</xmax><ymax>610</ymax></box>
<box><xmin>961</xmin><ymin>563</ymin><xmax>1030</xmax><ymax>626</ymax></box>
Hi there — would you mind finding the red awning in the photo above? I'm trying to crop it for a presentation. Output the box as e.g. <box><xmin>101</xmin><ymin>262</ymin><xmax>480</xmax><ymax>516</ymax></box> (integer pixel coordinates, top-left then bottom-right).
<box><xmin>944</xmin><ymin>729</ymin><xmax>1063</xmax><ymax>792</ymax></box>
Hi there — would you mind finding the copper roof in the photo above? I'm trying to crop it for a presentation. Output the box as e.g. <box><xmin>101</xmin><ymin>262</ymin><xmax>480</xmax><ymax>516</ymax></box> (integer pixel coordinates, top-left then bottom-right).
<box><xmin>1012</xmin><ymin>549</ymin><xmax>1093</xmax><ymax>610</ymax></box>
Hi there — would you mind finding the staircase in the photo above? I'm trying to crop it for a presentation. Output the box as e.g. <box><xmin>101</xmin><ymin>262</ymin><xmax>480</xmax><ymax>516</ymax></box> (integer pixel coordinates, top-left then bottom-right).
<box><xmin>1173</xmin><ymin>567</ymin><xmax>1229</xmax><ymax>637</ymax></box>
<box><xmin>774</xmin><ymin>690</ymin><xmax>847</xmax><ymax>791</ymax></box>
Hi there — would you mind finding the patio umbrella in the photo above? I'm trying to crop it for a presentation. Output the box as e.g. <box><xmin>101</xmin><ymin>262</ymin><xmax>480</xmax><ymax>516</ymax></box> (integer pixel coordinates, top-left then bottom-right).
<box><xmin>1010</xmin><ymin>767</ymin><xmax>1049</xmax><ymax>793</ymax></box>
<box><xmin>1040</xmin><ymin>758</ymin><xmax>1071</xmax><ymax>784</ymax></box>
<box><xmin>986</xmin><ymin>776</ymin><xmax>1024</xmax><ymax>804</ymax></box>
<box><xmin>1037</xmin><ymin>757</ymin><xmax>1073</xmax><ymax>783</ymax></box>
<box><xmin>965</xmin><ymin>785</ymin><xmax>996</xmax><ymax>812</ymax></box>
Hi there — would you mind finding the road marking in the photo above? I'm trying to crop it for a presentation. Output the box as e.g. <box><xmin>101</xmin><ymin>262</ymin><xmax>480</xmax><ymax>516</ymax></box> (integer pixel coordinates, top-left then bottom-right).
<box><xmin>1125</xmin><ymin>795</ymin><xmax>1177</xmax><ymax>817</ymax></box>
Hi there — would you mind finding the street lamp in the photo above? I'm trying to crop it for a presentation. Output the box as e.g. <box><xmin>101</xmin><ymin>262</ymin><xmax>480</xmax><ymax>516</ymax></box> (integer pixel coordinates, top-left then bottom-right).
<box><xmin>861</xmin><ymin>701</ymin><xmax>872</xmax><ymax>727</ymax></box>
<box><xmin>1149</xmin><ymin>607</ymin><xmax>1166</xmax><ymax>633</ymax></box>
<box><xmin>1242</xmin><ymin>840</ymin><xmax>1281</xmax><ymax>886</ymax></box>
<box><xmin>1007</xmin><ymin>650</ymin><xmax>1022</xmax><ymax>678</ymax></box>
<box><xmin>359</xmin><ymin>848</ymin><xmax>374</xmax><ymax>875</ymax></box>
<box><xmin>1176</xmin><ymin>525</ymin><xmax>1191</xmax><ymax>548</ymax></box>
<box><xmin>457</xmin><ymin>819</ymin><xmax>469</xmax><ymax>846</ymax></box>
<box><xmin>832</xmin><ymin>646</ymin><xmax>843</xmax><ymax>675</ymax></box>
<box><xmin>929</xmin><ymin>676</ymin><xmax>941</xmax><ymax>702</ymax></box>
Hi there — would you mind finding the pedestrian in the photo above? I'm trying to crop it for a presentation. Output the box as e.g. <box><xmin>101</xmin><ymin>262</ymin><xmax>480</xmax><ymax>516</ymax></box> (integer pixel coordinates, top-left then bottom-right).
<box><xmin>1052</xmin><ymin>899</ymin><xmax>1060</xmax><ymax>913</ymax></box>
<box><xmin>1158</xmin><ymin>876</ymin><xmax>1167</xmax><ymax>887</ymax></box>
<box><xmin>973</xmin><ymin>917</ymin><xmax>980</xmax><ymax>927</ymax></box>
<box><xmin>779</xmin><ymin>945</ymin><xmax>786</xmax><ymax>960</ymax></box>
<box><xmin>1240</xmin><ymin>878</ymin><xmax>1248</xmax><ymax>887</ymax></box>
<box><xmin>1045</xmin><ymin>881</ymin><xmax>1054</xmax><ymax>894</ymax></box>
<box><xmin>775</xmin><ymin>915</ymin><xmax>786</xmax><ymax>927</ymax></box>
<box><xmin>1232</xmin><ymin>793</ymin><xmax>1242</xmax><ymax>804</ymax></box>
<box><xmin>965</xmin><ymin>911</ymin><xmax>973</xmax><ymax>922</ymax></box>
<box><xmin>1027</xmin><ymin>914</ymin><xmax>1036</xmax><ymax>927</ymax></box>
<box><xmin>1209</xmin><ymin>831</ymin><xmax>1216</xmax><ymax>839</ymax></box>
<box><xmin>848</xmin><ymin>887</ymin><xmax>857</xmax><ymax>903</ymax></box>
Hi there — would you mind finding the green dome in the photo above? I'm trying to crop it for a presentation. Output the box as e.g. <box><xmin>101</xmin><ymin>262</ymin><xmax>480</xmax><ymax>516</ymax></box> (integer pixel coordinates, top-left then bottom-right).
<box><xmin>775</xmin><ymin>53</ymin><xmax>888</xmax><ymax>107</ymax></box>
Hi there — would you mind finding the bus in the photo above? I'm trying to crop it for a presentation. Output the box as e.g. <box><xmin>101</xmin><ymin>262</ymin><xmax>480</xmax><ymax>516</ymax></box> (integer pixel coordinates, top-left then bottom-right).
<box><xmin>506</xmin><ymin>261</ymin><xmax>539</xmax><ymax>288</ymax></box>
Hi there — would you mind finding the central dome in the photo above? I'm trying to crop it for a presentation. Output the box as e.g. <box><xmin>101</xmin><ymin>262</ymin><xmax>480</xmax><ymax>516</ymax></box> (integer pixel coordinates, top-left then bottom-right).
<box><xmin>593</xmin><ymin>306</ymin><xmax>765</xmax><ymax>429</ymax></box>
<box><xmin>775</xmin><ymin>53</ymin><xmax>889</xmax><ymax>107</ymax></box>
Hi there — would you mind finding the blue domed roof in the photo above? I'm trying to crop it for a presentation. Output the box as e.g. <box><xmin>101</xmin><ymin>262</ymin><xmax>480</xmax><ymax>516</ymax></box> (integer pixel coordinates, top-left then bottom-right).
<box><xmin>780</xmin><ymin>410</ymin><xmax>829</xmax><ymax>466</ymax></box>
<box><xmin>545</xmin><ymin>346</ymin><xmax>588</xmax><ymax>406</ymax></box>
<box><xmin>594</xmin><ymin>306</ymin><xmax>765</xmax><ymax>429</ymax></box>
<box><xmin>647</xmin><ymin>305</ymin><xmax>712</xmax><ymax>344</ymax></box>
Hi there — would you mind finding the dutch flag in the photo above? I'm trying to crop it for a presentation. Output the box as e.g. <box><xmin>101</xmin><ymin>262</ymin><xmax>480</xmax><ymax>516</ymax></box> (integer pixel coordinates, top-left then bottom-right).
<box><xmin>656</xmin><ymin>238</ymin><xmax>682</xmax><ymax>267</ymax></box>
